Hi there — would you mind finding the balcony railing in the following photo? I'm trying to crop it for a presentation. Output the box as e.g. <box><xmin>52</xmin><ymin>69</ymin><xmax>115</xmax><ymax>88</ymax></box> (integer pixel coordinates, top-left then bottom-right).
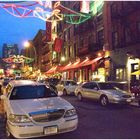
<box><xmin>111</xmin><ymin>2</ymin><xmax>140</xmax><ymax>19</ymax></box>
<box><xmin>78</xmin><ymin>43</ymin><xmax>102</xmax><ymax>56</ymax></box>
<box><xmin>42</xmin><ymin>46</ymin><xmax>50</xmax><ymax>55</ymax></box>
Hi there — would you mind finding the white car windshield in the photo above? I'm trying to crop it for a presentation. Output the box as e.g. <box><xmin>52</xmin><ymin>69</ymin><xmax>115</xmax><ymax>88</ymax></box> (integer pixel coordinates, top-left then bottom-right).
<box><xmin>98</xmin><ymin>83</ymin><xmax>116</xmax><ymax>90</ymax></box>
<box><xmin>10</xmin><ymin>85</ymin><xmax>57</xmax><ymax>100</ymax></box>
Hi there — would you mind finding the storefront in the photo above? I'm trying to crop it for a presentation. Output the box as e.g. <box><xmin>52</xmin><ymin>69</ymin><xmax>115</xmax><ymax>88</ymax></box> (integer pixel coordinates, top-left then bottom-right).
<box><xmin>45</xmin><ymin>56</ymin><xmax>111</xmax><ymax>83</ymax></box>
<box><xmin>59</xmin><ymin>56</ymin><xmax>105</xmax><ymax>82</ymax></box>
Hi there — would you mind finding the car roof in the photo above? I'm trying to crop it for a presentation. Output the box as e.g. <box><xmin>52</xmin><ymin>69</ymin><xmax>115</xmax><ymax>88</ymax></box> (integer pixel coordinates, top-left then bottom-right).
<box><xmin>9</xmin><ymin>80</ymin><xmax>45</xmax><ymax>87</ymax></box>
<box><xmin>62</xmin><ymin>80</ymin><xmax>75</xmax><ymax>82</ymax></box>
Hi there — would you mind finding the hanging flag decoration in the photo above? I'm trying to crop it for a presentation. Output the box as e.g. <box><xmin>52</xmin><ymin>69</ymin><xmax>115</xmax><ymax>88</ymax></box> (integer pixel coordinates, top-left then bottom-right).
<box><xmin>2</xmin><ymin>55</ymin><xmax>34</xmax><ymax>64</ymax></box>
<box><xmin>0</xmin><ymin>1</ymin><xmax>93</xmax><ymax>24</ymax></box>
<box><xmin>54</xmin><ymin>38</ymin><xmax>63</xmax><ymax>53</ymax></box>
<box><xmin>64</xmin><ymin>13</ymin><xmax>91</xmax><ymax>25</ymax></box>
<box><xmin>0</xmin><ymin>1</ymin><xmax>52</xmax><ymax>20</ymax></box>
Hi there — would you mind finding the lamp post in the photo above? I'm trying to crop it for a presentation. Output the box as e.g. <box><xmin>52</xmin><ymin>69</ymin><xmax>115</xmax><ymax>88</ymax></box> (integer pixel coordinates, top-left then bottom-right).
<box><xmin>24</xmin><ymin>41</ymin><xmax>37</xmax><ymax>69</ymax></box>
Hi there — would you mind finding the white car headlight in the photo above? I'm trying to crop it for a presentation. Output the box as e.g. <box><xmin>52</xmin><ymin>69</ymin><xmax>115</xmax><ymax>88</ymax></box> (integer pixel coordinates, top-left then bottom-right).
<box><xmin>9</xmin><ymin>114</ymin><xmax>31</xmax><ymax>123</ymax></box>
<box><xmin>64</xmin><ymin>109</ymin><xmax>77</xmax><ymax>118</ymax></box>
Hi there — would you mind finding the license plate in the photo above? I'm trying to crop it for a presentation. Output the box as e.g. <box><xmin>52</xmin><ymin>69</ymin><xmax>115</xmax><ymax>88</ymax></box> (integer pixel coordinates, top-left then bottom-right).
<box><xmin>127</xmin><ymin>99</ymin><xmax>131</xmax><ymax>102</ymax></box>
<box><xmin>44</xmin><ymin>126</ymin><xmax>58</xmax><ymax>135</ymax></box>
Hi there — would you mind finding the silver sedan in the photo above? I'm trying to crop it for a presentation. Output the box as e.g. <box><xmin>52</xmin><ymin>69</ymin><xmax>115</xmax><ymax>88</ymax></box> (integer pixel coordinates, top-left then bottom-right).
<box><xmin>75</xmin><ymin>81</ymin><xmax>133</xmax><ymax>106</ymax></box>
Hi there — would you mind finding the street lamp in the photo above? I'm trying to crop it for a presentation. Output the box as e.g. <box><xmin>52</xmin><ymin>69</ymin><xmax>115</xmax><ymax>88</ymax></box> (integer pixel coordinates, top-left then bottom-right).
<box><xmin>23</xmin><ymin>41</ymin><xmax>37</xmax><ymax>68</ymax></box>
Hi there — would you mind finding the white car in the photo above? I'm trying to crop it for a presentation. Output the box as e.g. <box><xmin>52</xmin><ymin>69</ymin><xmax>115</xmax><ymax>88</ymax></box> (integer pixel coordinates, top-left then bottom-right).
<box><xmin>56</xmin><ymin>80</ymin><xmax>78</xmax><ymax>95</ymax></box>
<box><xmin>0</xmin><ymin>80</ymin><xmax>78</xmax><ymax>139</ymax></box>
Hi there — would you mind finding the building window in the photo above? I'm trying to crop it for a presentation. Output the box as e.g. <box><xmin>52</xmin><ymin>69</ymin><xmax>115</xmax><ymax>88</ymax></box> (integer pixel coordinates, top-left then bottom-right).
<box><xmin>68</xmin><ymin>28</ymin><xmax>70</xmax><ymax>40</ymax></box>
<box><xmin>97</xmin><ymin>14</ymin><xmax>103</xmax><ymax>26</ymax></box>
<box><xmin>70</xmin><ymin>45</ymin><xmax>73</xmax><ymax>57</ymax></box>
<box><xmin>79</xmin><ymin>37</ymin><xmax>83</xmax><ymax>47</ymax></box>
<box><xmin>67</xmin><ymin>45</ymin><xmax>70</xmax><ymax>58</ymax></box>
<box><xmin>74</xmin><ymin>43</ymin><xmax>77</xmax><ymax>57</ymax></box>
<box><xmin>69</xmin><ymin>27</ymin><xmax>72</xmax><ymax>39</ymax></box>
<box><xmin>74</xmin><ymin>25</ymin><xmax>76</xmax><ymax>36</ymax></box>
<box><xmin>138</xmin><ymin>21</ymin><xmax>140</xmax><ymax>34</ymax></box>
<box><xmin>63</xmin><ymin>47</ymin><xmax>66</xmax><ymax>57</ymax></box>
<box><xmin>112</xmin><ymin>31</ymin><xmax>118</xmax><ymax>49</ymax></box>
<box><xmin>111</xmin><ymin>3</ymin><xmax>117</xmax><ymax>15</ymax></box>
<box><xmin>97</xmin><ymin>29</ymin><xmax>104</xmax><ymax>47</ymax></box>
<box><xmin>52</xmin><ymin>51</ymin><xmax>57</xmax><ymax>59</ymax></box>
<box><xmin>74</xmin><ymin>24</ymin><xmax>78</xmax><ymax>36</ymax></box>
<box><xmin>83</xmin><ymin>37</ymin><xmax>88</xmax><ymax>47</ymax></box>
<box><xmin>88</xmin><ymin>36</ymin><xmax>92</xmax><ymax>44</ymax></box>
<box><xmin>125</xmin><ymin>27</ymin><xmax>131</xmax><ymax>43</ymax></box>
<box><xmin>64</xmin><ymin>32</ymin><xmax>68</xmax><ymax>42</ymax></box>
<box><xmin>116</xmin><ymin>68</ymin><xmax>126</xmax><ymax>81</ymax></box>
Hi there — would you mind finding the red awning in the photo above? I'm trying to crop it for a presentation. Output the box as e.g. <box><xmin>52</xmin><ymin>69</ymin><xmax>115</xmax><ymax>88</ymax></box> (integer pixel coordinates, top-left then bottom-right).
<box><xmin>60</xmin><ymin>57</ymin><xmax>103</xmax><ymax>72</ymax></box>
<box><xmin>82</xmin><ymin>57</ymin><xmax>102</xmax><ymax>67</ymax></box>
<box><xmin>45</xmin><ymin>66</ymin><xmax>57</xmax><ymax>74</ymax></box>
<box><xmin>60</xmin><ymin>63</ymin><xmax>72</xmax><ymax>71</ymax></box>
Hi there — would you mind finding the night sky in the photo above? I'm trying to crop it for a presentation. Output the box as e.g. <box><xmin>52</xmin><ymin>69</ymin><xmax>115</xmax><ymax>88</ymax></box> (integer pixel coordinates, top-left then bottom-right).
<box><xmin>0</xmin><ymin>5</ymin><xmax>45</xmax><ymax>57</ymax></box>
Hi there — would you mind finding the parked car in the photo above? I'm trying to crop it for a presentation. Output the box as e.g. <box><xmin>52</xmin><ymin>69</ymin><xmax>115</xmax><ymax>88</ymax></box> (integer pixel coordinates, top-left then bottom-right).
<box><xmin>56</xmin><ymin>80</ymin><xmax>78</xmax><ymax>95</ymax></box>
<box><xmin>75</xmin><ymin>81</ymin><xmax>133</xmax><ymax>106</ymax></box>
<box><xmin>0</xmin><ymin>80</ymin><xmax>78</xmax><ymax>138</ymax></box>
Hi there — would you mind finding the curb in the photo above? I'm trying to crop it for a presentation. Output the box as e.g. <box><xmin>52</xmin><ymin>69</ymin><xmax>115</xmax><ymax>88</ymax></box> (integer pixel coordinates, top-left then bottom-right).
<box><xmin>130</xmin><ymin>101</ymin><xmax>139</xmax><ymax>107</ymax></box>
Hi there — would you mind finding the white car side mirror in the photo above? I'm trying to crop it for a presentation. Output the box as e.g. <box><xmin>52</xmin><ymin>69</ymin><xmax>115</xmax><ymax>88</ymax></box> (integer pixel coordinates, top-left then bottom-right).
<box><xmin>0</xmin><ymin>95</ymin><xmax>7</xmax><ymax>100</ymax></box>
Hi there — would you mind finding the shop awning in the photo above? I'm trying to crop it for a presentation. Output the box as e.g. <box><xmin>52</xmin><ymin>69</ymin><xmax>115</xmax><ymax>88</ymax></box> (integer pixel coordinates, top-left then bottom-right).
<box><xmin>61</xmin><ymin>57</ymin><xmax>103</xmax><ymax>71</ymax></box>
<box><xmin>60</xmin><ymin>63</ymin><xmax>72</xmax><ymax>71</ymax></box>
<box><xmin>82</xmin><ymin>57</ymin><xmax>102</xmax><ymax>67</ymax></box>
<box><xmin>131</xmin><ymin>70</ymin><xmax>140</xmax><ymax>75</ymax></box>
<box><xmin>45</xmin><ymin>66</ymin><xmax>57</xmax><ymax>74</ymax></box>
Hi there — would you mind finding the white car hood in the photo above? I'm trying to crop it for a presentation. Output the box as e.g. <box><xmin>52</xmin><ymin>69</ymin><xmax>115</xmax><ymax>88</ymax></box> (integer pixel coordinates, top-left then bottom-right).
<box><xmin>9</xmin><ymin>97</ymin><xmax>73</xmax><ymax>115</ymax></box>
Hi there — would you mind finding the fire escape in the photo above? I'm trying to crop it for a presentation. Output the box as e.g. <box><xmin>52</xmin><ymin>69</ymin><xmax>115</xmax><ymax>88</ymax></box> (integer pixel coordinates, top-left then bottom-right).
<box><xmin>111</xmin><ymin>1</ymin><xmax>140</xmax><ymax>47</ymax></box>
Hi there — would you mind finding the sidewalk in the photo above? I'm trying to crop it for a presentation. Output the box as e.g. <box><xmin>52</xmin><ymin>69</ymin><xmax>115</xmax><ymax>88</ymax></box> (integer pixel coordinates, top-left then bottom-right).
<box><xmin>0</xmin><ymin>101</ymin><xmax>4</xmax><ymax>114</ymax></box>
